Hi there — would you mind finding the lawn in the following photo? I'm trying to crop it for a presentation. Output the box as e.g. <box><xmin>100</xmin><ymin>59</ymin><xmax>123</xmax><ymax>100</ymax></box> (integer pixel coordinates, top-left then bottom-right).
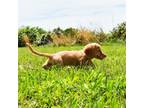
<box><xmin>18</xmin><ymin>42</ymin><xmax>126</xmax><ymax>108</ymax></box>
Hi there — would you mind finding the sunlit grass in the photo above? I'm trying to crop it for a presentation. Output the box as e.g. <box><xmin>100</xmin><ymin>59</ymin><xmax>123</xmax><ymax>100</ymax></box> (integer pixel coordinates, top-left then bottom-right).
<box><xmin>18</xmin><ymin>42</ymin><xmax>126</xmax><ymax>108</ymax></box>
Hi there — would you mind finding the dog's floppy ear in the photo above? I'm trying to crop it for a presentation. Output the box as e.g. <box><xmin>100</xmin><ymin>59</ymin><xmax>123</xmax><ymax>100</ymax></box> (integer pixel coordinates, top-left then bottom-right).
<box><xmin>84</xmin><ymin>46</ymin><xmax>93</xmax><ymax>58</ymax></box>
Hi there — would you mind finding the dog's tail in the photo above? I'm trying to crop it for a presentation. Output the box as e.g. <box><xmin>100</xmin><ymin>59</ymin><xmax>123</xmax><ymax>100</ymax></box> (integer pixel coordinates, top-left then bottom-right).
<box><xmin>23</xmin><ymin>35</ymin><xmax>52</xmax><ymax>58</ymax></box>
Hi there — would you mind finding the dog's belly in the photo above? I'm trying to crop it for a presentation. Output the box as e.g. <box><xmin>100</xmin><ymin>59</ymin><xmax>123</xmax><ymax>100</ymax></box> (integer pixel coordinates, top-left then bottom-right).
<box><xmin>62</xmin><ymin>57</ymin><xmax>80</xmax><ymax>66</ymax></box>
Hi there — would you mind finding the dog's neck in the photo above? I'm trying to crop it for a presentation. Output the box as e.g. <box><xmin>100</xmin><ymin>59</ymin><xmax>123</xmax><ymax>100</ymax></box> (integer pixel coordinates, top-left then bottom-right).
<box><xmin>84</xmin><ymin>53</ymin><xmax>93</xmax><ymax>60</ymax></box>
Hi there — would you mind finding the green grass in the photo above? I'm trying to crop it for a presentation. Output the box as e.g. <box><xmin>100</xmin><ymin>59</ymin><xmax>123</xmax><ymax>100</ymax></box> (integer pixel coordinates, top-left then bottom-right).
<box><xmin>18</xmin><ymin>42</ymin><xmax>126</xmax><ymax>108</ymax></box>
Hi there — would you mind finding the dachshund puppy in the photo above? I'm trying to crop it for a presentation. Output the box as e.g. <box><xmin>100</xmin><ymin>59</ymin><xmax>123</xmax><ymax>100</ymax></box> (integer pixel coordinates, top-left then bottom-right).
<box><xmin>25</xmin><ymin>38</ymin><xmax>106</xmax><ymax>69</ymax></box>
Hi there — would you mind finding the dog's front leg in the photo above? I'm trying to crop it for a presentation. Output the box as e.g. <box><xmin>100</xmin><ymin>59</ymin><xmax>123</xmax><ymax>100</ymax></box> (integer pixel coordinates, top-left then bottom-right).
<box><xmin>87</xmin><ymin>60</ymin><xmax>95</xmax><ymax>67</ymax></box>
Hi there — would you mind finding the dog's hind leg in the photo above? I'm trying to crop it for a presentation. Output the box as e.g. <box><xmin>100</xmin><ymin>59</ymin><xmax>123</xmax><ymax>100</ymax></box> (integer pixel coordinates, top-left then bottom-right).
<box><xmin>42</xmin><ymin>60</ymin><xmax>52</xmax><ymax>69</ymax></box>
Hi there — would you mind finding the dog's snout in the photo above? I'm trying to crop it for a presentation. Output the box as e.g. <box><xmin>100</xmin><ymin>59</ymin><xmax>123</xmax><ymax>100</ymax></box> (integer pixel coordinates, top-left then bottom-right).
<box><xmin>103</xmin><ymin>54</ymin><xmax>106</xmax><ymax>58</ymax></box>
<box><xmin>99</xmin><ymin>53</ymin><xmax>106</xmax><ymax>60</ymax></box>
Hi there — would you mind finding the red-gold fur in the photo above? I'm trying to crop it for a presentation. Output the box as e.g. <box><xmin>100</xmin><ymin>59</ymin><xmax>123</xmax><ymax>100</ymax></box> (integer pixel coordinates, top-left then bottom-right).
<box><xmin>24</xmin><ymin>36</ymin><xmax>106</xmax><ymax>69</ymax></box>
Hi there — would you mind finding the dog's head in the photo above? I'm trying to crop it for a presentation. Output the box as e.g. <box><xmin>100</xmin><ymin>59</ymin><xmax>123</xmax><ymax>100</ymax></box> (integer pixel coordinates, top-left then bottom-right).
<box><xmin>83</xmin><ymin>43</ymin><xmax>106</xmax><ymax>60</ymax></box>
